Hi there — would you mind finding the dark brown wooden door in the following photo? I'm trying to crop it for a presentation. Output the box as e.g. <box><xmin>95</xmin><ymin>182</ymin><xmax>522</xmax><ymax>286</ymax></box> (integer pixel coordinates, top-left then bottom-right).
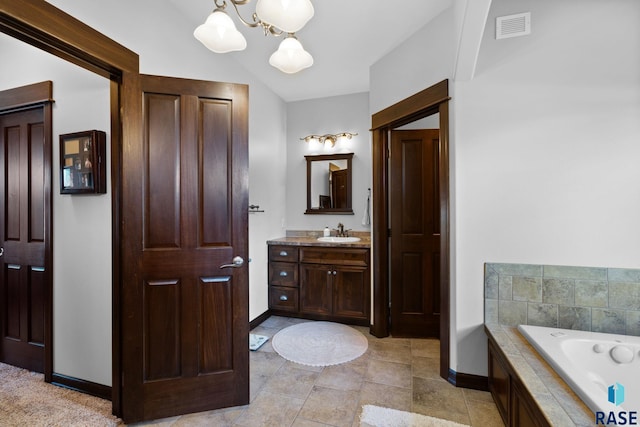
<box><xmin>120</xmin><ymin>75</ymin><xmax>249</xmax><ymax>423</ymax></box>
<box><xmin>0</xmin><ymin>107</ymin><xmax>47</xmax><ymax>373</ymax></box>
<box><xmin>331</xmin><ymin>169</ymin><xmax>348</xmax><ymax>208</ymax></box>
<box><xmin>389</xmin><ymin>129</ymin><xmax>440</xmax><ymax>337</ymax></box>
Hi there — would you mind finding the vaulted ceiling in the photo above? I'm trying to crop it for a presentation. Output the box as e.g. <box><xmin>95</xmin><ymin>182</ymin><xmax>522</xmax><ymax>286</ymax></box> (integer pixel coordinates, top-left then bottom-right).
<box><xmin>168</xmin><ymin>0</ymin><xmax>455</xmax><ymax>101</ymax></box>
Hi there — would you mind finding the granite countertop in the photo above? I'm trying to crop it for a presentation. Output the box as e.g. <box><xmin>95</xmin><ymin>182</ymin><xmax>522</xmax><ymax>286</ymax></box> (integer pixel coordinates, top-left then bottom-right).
<box><xmin>267</xmin><ymin>236</ymin><xmax>371</xmax><ymax>249</ymax></box>
<box><xmin>484</xmin><ymin>323</ymin><xmax>594</xmax><ymax>427</ymax></box>
<box><xmin>267</xmin><ymin>230</ymin><xmax>371</xmax><ymax>249</ymax></box>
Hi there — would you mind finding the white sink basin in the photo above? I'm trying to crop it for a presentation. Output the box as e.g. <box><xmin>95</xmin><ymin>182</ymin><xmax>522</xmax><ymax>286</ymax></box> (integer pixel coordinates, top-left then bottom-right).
<box><xmin>317</xmin><ymin>236</ymin><xmax>361</xmax><ymax>243</ymax></box>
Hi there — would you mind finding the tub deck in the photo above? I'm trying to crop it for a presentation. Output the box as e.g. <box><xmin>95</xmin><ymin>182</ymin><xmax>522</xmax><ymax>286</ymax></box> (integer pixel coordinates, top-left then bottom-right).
<box><xmin>485</xmin><ymin>323</ymin><xmax>594</xmax><ymax>426</ymax></box>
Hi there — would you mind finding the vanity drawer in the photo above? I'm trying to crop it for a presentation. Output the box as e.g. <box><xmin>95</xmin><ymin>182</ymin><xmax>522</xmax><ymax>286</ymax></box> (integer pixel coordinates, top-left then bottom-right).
<box><xmin>269</xmin><ymin>245</ymin><xmax>299</xmax><ymax>263</ymax></box>
<box><xmin>269</xmin><ymin>286</ymin><xmax>299</xmax><ymax>312</ymax></box>
<box><xmin>269</xmin><ymin>262</ymin><xmax>298</xmax><ymax>287</ymax></box>
<box><xmin>300</xmin><ymin>247</ymin><xmax>369</xmax><ymax>267</ymax></box>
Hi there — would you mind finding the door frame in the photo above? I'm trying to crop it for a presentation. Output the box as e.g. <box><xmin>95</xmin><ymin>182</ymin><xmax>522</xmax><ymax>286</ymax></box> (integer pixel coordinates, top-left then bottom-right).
<box><xmin>370</xmin><ymin>79</ymin><xmax>451</xmax><ymax>380</ymax></box>
<box><xmin>0</xmin><ymin>81</ymin><xmax>53</xmax><ymax>379</ymax></box>
<box><xmin>0</xmin><ymin>0</ymin><xmax>140</xmax><ymax>416</ymax></box>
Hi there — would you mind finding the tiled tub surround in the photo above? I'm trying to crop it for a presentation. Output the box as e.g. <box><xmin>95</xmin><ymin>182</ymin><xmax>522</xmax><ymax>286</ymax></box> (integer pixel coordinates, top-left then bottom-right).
<box><xmin>486</xmin><ymin>324</ymin><xmax>593</xmax><ymax>426</ymax></box>
<box><xmin>485</xmin><ymin>263</ymin><xmax>640</xmax><ymax>335</ymax></box>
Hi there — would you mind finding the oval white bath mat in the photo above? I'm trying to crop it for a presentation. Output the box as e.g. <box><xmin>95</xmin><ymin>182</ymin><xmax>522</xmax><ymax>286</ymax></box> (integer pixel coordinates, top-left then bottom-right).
<box><xmin>271</xmin><ymin>321</ymin><xmax>368</xmax><ymax>366</ymax></box>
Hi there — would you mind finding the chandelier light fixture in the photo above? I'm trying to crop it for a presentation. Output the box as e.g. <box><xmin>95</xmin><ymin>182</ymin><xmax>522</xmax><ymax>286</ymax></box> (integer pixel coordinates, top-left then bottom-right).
<box><xmin>300</xmin><ymin>132</ymin><xmax>358</xmax><ymax>148</ymax></box>
<box><xmin>194</xmin><ymin>0</ymin><xmax>315</xmax><ymax>74</ymax></box>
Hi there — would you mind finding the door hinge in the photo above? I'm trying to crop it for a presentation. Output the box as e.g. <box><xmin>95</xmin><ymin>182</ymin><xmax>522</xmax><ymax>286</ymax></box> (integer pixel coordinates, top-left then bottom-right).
<box><xmin>388</xmin><ymin>228</ymin><xmax>392</xmax><ymax>238</ymax></box>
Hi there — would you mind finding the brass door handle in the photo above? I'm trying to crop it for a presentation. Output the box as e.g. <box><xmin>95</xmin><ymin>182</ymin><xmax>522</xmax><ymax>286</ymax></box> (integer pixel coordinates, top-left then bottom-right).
<box><xmin>219</xmin><ymin>256</ymin><xmax>244</xmax><ymax>269</ymax></box>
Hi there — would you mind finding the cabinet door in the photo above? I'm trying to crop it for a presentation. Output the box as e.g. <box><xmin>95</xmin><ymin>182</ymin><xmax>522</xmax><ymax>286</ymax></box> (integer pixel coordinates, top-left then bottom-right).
<box><xmin>333</xmin><ymin>266</ymin><xmax>368</xmax><ymax>319</ymax></box>
<box><xmin>512</xmin><ymin>381</ymin><xmax>545</xmax><ymax>427</ymax></box>
<box><xmin>300</xmin><ymin>263</ymin><xmax>332</xmax><ymax>315</ymax></box>
<box><xmin>489</xmin><ymin>340</ymin><xmax>510</xmax><ymax>425</ymax></box>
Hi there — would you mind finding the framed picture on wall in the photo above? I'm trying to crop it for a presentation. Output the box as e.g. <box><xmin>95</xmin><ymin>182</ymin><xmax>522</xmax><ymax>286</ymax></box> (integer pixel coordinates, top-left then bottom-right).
<box><xmin>59</xmin><ymin>130</ymin><xmax>106</xmax><ymax>194</ymax></box>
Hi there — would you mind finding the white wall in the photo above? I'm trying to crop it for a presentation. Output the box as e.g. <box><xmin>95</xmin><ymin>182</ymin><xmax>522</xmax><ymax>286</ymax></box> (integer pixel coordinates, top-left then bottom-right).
<box><xmin>369</xmin><ymin>4</ymin><xmax>460</xmax><ymax>366</ymax></box>
<box><xmin>4</xmin><ymin>0</ymin><xmax>289</xmax><ymax>385</ymax></box>
<box><xmin>369</xmin><ymin>0</ymin><xmax>640</xmax><ymax>378</ymax></box>
<box><xmin>0</xmin><ymin>33</ymin><xmax>112</xmax><ymax>386</ymax></box>
<box><xmin>454</xmin><ymin>0</ymin><xmax>640</xmax><ymax>375</ymax></box>
<box><xmin>285</xmin><ymin>92</ymin><xmax>372</xmax><ymax>232</ymax></box>
<box><xmin>369</xmin><ymin>7</ymin><xmax>457</xmax><ymax>116</ymax></box>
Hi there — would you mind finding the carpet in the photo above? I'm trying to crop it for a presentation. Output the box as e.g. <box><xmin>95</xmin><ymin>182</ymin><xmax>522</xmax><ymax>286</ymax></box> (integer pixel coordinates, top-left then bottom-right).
<box><xmin>271</xmin><ymin>321</ymin><xmax>368</xmax><ymax>366</ymax></box>
<box><xmin>0</xmin><ymin>363</ymin><xmax>121</xmax><ymax>426</ymax></box>
<box><xmin>360</xmin><ymin>405</ymin><xmax>469</xmax><ymax>427</ymax></box>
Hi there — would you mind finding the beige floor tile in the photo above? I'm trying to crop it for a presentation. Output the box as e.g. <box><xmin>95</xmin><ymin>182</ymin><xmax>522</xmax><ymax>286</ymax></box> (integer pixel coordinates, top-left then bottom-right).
<box><xmin>411</xmin><ymin>356</ymin><xmax>441</xmax><ymax>380</ymax></box>
<box><xmin>291</xmin><ymin>417</ymin><xmax>334</xmax><ymax>427</ymax></box>
<box><xmin>315</xmin><ymin>359</ymin><xmax>367</xmax><ymax>391</ymax></box>
<box><xmin>250</xmin><ymin>372</ymin><xmax>269</xmax><ymax>402</ymax></box>
<box><xmin>234</xmin><ymin>391</ymin><xmax>304</xmax><ymax>427</ymax></box>
<box><xmin>262</xmin><ymin>364</ymin><xmax>319</xmax><ymax>398</ymax></box>
<box><xmin>260</xmin><ymin>315</ymin><xmax>294</xmax><ymax>329</ymax></box>
<box><xmin>412</xmin><ymin>377</ymin><xmax>471</xmax><ymax>425</ymax></box>
<box><xmin>467</xmin><ymin>399</ymin><xmax>505</xmax><ymax>427</ymax></box>
<box><xmin>127</xmin><ymin>416</ymin><xmax>181</xmax><ymax>426</ymax></box>
<box><xmin>358</xmin><ymin>381</ymin><xmax>412</xmax><ymax>412</ymax></box>
<box><xmin>367</xmin><ymin>340</ymin><xmax>412</xmax><ymax>364</ymax></box>
<box><xmin>379</xmin><ymin>337</ymin><xmax>412</xmax><ymax>347</ymax></box>
<box><xmin>173</xmin><ymin>407</ymin><xmax>245</xmax><ymax>426</ymax></box>
<box><xmin>411</xmin><ymin>338</ymin><xmax>440</xmax><ymax>358</ymax></box>
<box><xmin>281</xmin><ymin>360</ymin><xmax>325</xmax><ymax>373</ymax></box>
<box><xmin>463</xmin><ymin>387</ymin><xmax>496</xmax><ymax>404</ymax></box>
<box><xmin>250</xmin><ymin>350</ymin><xmax>286</xmax><ymax>376</ymax></box>
<box><xmin>298</xmin><ymin>386</ymin><xmax>360</xmax><ymax>427</ymax></box>
<box><xmin>365</xmin><ymin>359</ymin><xmax>412</xmax><ymax>389</ymax></box>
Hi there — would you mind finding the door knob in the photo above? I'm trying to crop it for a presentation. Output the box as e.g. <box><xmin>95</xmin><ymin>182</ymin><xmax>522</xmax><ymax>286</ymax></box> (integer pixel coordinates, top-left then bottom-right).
<box><xmin>219</xmin><ymin>256</ymin><xmax>244</xmax><ymax>269</ymax></box>
<box><xmin>0</xmin><ymin>247</ymin><xmax>3</xmax><ymax>257</ymax></box>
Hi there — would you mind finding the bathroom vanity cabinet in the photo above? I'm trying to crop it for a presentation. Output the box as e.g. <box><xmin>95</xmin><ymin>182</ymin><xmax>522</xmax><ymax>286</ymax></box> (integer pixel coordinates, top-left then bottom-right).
<box><xmin>268</xmin><ymin>244</ymin><xmax>370</xmax><ymax>326</ymax></box>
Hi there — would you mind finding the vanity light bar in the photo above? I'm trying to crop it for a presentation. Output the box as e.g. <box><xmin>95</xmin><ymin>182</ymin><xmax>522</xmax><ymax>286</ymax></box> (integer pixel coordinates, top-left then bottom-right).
<box><xmin>300</xmin><ymin>132</ymin><xmax>357</xmax><ymax>147</ymax></box>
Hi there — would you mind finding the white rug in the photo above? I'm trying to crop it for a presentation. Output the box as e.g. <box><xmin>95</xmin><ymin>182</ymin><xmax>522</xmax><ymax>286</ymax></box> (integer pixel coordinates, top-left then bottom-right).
<box><xmin>360</xmin><ymin>405</ymin><xmax>469</xmax><ymax>427</ymax></box>
<box><xmin>271</xmin><ymin>321</ymin><xmax>368</xmax><ymax>366</ymax></box>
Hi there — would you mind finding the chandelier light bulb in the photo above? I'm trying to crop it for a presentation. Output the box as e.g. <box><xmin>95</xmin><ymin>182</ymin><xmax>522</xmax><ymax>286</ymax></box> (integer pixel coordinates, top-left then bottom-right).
<box><xmin>269</xmin><ymin>35</ymin><xmax>313</xmax><ymax>73</ymax></box>
<box><xmin>256</xmin><ymin>0</ymin><xmax>314</xmax><ymax>33</ymax></box>
<box><xmin>194</xmin><ymin>9</ymin><xmax>247</xmax><ymax>53</ymax></box>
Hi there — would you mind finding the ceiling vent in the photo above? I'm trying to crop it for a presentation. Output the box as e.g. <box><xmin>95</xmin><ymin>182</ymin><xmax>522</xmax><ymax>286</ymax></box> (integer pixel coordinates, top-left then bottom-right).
<box><xmin>496</xmin><ymin>12</ymin><xmax>531</xmax><ymax>39</ymax></box>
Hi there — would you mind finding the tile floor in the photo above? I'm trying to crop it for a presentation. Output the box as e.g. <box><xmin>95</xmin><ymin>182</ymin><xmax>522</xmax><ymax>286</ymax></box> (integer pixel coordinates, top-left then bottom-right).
<box><xmin>130</xmin><ymin>316</ymin><xmax>504</xmax><ymax>426</ymax></box>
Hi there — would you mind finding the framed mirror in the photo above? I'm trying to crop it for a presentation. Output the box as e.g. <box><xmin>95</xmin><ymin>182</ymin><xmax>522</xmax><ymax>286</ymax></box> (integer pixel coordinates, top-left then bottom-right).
<box><xmin>305</xmin><ymin>153</ymin><xmax>354</xmax><ymax>214</ymax></box>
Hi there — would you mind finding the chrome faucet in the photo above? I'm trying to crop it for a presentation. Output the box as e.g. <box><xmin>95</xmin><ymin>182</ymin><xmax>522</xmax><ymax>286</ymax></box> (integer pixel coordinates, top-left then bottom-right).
<box><xmin>336</xmin><ymin>223</ymin><xmax>351</xmax><ymax>237</ymax></box>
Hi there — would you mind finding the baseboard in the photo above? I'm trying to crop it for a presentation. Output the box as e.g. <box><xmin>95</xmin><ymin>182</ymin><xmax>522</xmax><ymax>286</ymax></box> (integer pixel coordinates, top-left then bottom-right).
<box><xmin>447</xmin><ymin>369</ymin><xmax>488</xmax><ymax>391</ymax></box>
<box><xmin>51</xmin><ymin>373</ymin><xmax>112</xmax><ymax>401</ymax></box>
<box><xmin>249</xmin><ymin>309</ymin><xmax>271</xmax><ymax>330</ymax></box>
